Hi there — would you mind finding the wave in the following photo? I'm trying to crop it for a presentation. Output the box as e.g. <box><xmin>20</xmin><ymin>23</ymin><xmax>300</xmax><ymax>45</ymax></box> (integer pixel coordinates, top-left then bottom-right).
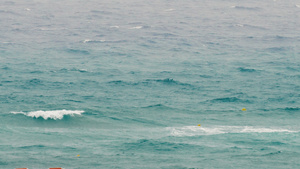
<box><xmin>167</xmin><ymin>126</ymin><xmax>298</xmax><ymax>137</ymax></box>
<box><xmin>11</xmin><ymin>110</ymin><xmax>84</xmax><ymax>120</ymax></box>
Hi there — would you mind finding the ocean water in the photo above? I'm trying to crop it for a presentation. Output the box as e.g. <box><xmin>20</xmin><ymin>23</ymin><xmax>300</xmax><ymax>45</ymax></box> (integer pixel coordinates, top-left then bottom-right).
<box><xmin>1</xmin><ymin>0</ymin><xmax>299</xmax><ymax>168</ymax></box>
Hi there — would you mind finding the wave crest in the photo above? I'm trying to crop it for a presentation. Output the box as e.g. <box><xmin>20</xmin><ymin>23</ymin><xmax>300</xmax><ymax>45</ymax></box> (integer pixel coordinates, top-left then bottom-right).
<box><xmin>11</xmin><ymin>110</ymin><xmax>84</xmax><ymax>120</ymax></box>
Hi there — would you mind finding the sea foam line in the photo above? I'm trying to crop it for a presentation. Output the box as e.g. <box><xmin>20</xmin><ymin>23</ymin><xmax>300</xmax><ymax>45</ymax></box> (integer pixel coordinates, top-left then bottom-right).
<box><xmin>11</xmin><ymin>110</ymin><xmax>84</xmax><ymax>120</ymax></box>
<box><xmin>167</xmin><ymin>126</ymin><xmax>298</xmax><ymax>137</ymax></box>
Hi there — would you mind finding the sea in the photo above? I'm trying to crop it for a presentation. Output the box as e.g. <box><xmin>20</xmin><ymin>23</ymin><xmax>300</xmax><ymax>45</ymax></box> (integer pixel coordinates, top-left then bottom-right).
<box><xmin>0</xmin><ymin>0</ymin><xmax>299</xmax><ymax>168</ymax></box>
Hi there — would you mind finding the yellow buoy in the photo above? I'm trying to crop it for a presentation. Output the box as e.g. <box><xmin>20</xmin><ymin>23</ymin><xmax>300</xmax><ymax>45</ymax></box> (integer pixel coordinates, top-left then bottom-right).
<box><xmin>197</xmin><ymin>124</ymin><xmax>201</xmax><ymax>127</ymax></box>
<box><xmin>77</xmin><ymin>154</ymin><xmax>80</xmax><ymax>157</ymax></box>
<box><xmin>242</xmin><ymin>108</ymin><xmax>247</xmax><ymax>111</ymax></box>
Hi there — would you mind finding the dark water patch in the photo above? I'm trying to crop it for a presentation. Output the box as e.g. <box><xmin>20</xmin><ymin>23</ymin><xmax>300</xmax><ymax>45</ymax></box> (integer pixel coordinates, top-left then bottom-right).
<box><xmin>232</xmin><ymin>6</ymin><xmax>261</xmax><ymax>11</ymax></box>
<box><xmin>210</xmin><ymin>97</ymin><xmax>246</xmax><ymax>103</ymax></box>
<box><xmin>123</xmin><ymin>139</ymin><xmax>197</xmax><ymax>152</ymax></box>
<box><xmin>82</xmin><ymin>95</ymin><xmax>95</xmax><ymax>100</ymax></box>
<box><xmin>238</xmin><ymin>67</ymin><xmax>257</xmax><ymax>73</ymax></box>
<box><xmin>199</xmin><ymin>75</ymin><xmax>212</xmax><ymax>78</ymax></box>
<box><xmin>3</xmin><ymin>1</ymin><xmax>15</xmax><ymax>5</ymax></box>
<box><xmin>146</xmin><ymin>78</ymin><xmax>192</xmax><ymax>87</ymax></box>
<box><xmin>18</xmin><ymin>144</ymin><xmax>46</xmax><ymax>149</ymax></box>
<box><xmin>266</xmin><ymin>47</ymin><xmax>290</xmax><ymax>53</ymax></box>
<box><xmin>243</xmin><ymin>24</ymin><xmax>268</xmax><ymax>30</ymax></box>
<box><xmin>1</xmin><ymin>80</ymin><xmax>14</xmax><ymax>83</ymax></box>
<box><xmin>155</xmin><ymin>78</ymin><xmax>176</xmax><ymax>83</ymax></box>
<box><xmin>151</xmin><ymin>32</ymin><xmax>177</xmax><ymax>38</ymax></box>
<box><xmin>56</xmin><ymin>68</ymin><xmax>68</xmax><ymax>73</ymax></box>
<box><xmin>129</xmin><ymin>118</ymin><xmax>165</xmax><ymax>126</ymax></box>
<box><xmin>262</xmin><ymin>151</ymin><xmax>282</xmax><ymax>156</ymax></box>
<box><xmin>29</xmin><ymin>70</ymin><xmax>44</xmax><ymax>74</ymax></box>
<box><xmin>0</xmin><ymin>160</ymin><xmax>8</xmax><ymax>165</ymax></box>
<box><xmin>267</xmin><ymin>141</ymin><xmax>286</xmax><ymax>146</ymax></box>
<box><xmin>107</xmin><ymin>78</ymin><xmax>193</xmax><ymax>87</ymax></box>
<box><xmin>263</xmin><ymin>35</ymin><xmax>296</xmax><ymax>41</ymax></box>
<box><xmin>26</xmin><ymin>78</ymin><xmax>44</xmax><ymax>86</ymax></box>
<box><xmin>65</xmin><ymin>99</ymin><xmax>84</xmax><ymax>103</ymax></box>
<box><xmin>83</xmin><ymin>40</ymin><xmax>127</xmax><ymax>44</ymax></box>
<box><xmin>107</xmin><ymin>80</ymin><xmax>137</xmax><ymax>86</ymax></box>
<box><xmin>283</xmin><ymin>107</ymin><xmax>300</xmax><ymax>111</ymax></box>
<box><xmin>90</xmin><ymin>10</ymin><xmax>113</xmax><ymax>15</ymax></box>
<box><xmin>0</xmin><ymin>9</ymin><xmax>20</xmax><ymax>16</ymax></box>
<box><xmin>262</xmin><ymin>107</ymin><xmax>300</xmax><ymax>113</ymax></box>
<box><xmin>142</xmin><ymin>104</ymin><xmax>165</xmax><ymax>108</ymax></box>
<box><xmin>285</xmin><ymin>66</ymin><xmax>299</xmax><ymax>72</ymax></box>
<box><xmin>108</xmin><ymin>80</ymin><xmax>127</xmax><ymax>84</ymax></box>
<box><xmin>66</xmin><ymin>49</ymin><xmax>90</xmax><ymax>55</ymax></box>
<box><xmin>70</xmin><ymin>68</ymin><xmax>88</xmax><ymax>73</ymax></box>
<box><xmin>109</xmin><ymin>116</ymin><xmax>122</xmax><ymax>121</ymax></box>
<box><xmin>161</xmin><ymin>165</ymin><xmax>193</xmax><ymax>169</ymax></box>
<box><xmin>141</xmin><ymin>104</ymin><xmax>178</xmax><ymax>111</ymax></box>
<box><xmin>233</xmin><ymin>139</ymin><xmax>285</xmax><ymax>147</ymax></box>
<box><xmin>1</xmin><ymin>66</ymin><xmax>10</xmax><ymax>70</ymax></box>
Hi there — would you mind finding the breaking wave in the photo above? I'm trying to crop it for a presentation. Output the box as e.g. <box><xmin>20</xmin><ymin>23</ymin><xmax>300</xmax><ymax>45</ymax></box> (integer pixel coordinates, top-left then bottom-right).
<box><xmin>11</xmin><ymin>110</ymin><xmax>84</xmax><ymax>120</ymax></box>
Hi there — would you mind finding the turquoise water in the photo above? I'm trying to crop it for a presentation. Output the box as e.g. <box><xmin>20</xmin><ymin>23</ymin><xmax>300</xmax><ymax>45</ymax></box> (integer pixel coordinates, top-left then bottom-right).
<box><xmin>1</xmin><ymin>0</ymin><xmax>300</xmax><ymax>168</ymax></box>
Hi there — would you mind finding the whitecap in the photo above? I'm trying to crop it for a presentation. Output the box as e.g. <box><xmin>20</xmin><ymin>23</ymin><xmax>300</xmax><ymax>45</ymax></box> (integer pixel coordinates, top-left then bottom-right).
<box><xmin>129</xmin><ymin>26</ymin><xmax>143</xmax><ymax>29</ymax></box>
<box><xmin>11</xmin><ymin>110</ymin><xmax>84</xmax><ymax>120</ymax></box>
<box><xmin>165</xmin><ymin>9</ymin><xmax>175</xmax><ymax>12</ymax></box>
<box><xmin>235</xmin><ymin>24</ymin><xmax>244</xmax><ymax>27</ymax></box>
<box><xmin>110</xmin><ymin>26</ymin><xmax>119</xmax><ymax>29</ymax></box>
<box><xmin>167</xmin><ymin>125</ymin><xmax>298</xmax><ymax>137</ymax></box>
<box><xmin>83</xmin><ymin>39</ymin><xmax>92</xmax><ymax>43</ymax></box>
<box><xmin>82</xmin><ymin>39</ymin><xmax>106</xmax><ymax>43</ymax></box>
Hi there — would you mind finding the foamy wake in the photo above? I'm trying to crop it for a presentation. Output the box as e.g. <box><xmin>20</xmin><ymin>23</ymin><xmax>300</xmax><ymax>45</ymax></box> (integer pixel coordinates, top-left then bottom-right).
<box><xmin>11</xmin><ymin>110</ymin><xmax>84</xmax><ymax>120</ymax></box>
<box><xmin>167</xmin><ymin>126</ymin><xmax>298</xmax><ymax>137</ymax></box>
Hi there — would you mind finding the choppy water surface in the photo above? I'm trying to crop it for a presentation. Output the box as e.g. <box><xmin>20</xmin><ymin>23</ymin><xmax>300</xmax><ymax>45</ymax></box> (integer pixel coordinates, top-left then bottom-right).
<box><xmin>1</xmin><ymin>0</ymin><xmax>299</xmax><ymax>168</ymax></box>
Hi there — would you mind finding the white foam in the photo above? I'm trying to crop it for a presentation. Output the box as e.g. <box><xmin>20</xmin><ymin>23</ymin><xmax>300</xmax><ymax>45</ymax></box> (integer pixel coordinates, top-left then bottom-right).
<box><xmin>165</xmin><ymin>8</ymin><xmax>175</xmax><ymax>12</ymax></box>
<box><xmin>110</xmin><ymin>26</ymin><xmax>119</xmax><ymax>29</ymax></box>
<box><xmin>167</xmin><ymin>125</ymin><xmax>298</xmax><ymax>137</ymax></box>
<box><xmin>129</xmin><ymin>26</ymin><xmax>143</xmax><ymax>29</ymax></box>
<box><xmin>11</xmin><ymin>110</ymin><xmax>84</xmax><ymax>120</ymax></box>
<box><xmin>83</xmin><ymin>39</ymin><xmax>92</xmax><ymax>43</ymax></box>
<box><xmin>82</xmin><ymin>39</ymin><xmax>106</xmax><ymax>43</ymax></box>
<box><xmin>296</xmin><ymin>4</ymin><xmax>300</xmax><ymax>8</ymax></box>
